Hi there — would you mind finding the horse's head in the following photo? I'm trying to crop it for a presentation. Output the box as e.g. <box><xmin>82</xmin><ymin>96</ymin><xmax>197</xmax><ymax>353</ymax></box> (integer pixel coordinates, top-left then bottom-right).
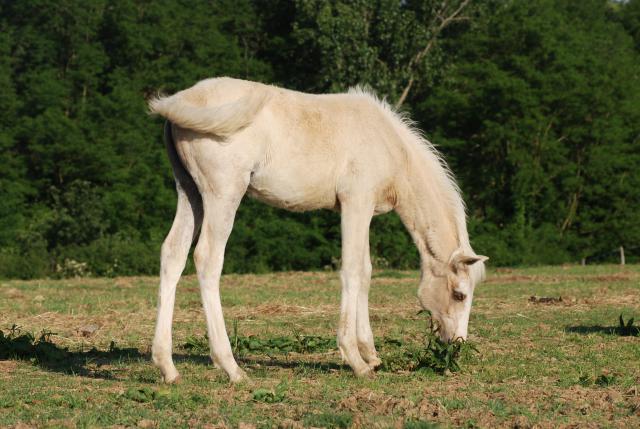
<box><xmin>417</xmin><ymin>250</ymin><xmax>488</xmax><ymax>342</ymax></box>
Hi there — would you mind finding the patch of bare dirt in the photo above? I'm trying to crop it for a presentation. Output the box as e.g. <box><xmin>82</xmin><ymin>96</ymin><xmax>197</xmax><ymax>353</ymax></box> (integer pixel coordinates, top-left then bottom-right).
<box><xmin>338</xmin><ymin>388</ymin><xmax>415</xmax><ymax>416</ymax></box>
<box><xmin>2</xmin><ymin>287</ymin><xmax>25</xmax><ymax>299</ymax></box>
<box><xmin>589</xmin><ymin>272</ymin><xmax>638</xmax><ymax>282</ymax></box>
<box><xmin>0</xmin><ymin>360</ymin><xmax>18</xmax><ymax>376</ymax></box>
<box><xmin>251</xmin><ymin>304</ymin><xmax>312</xmax><ymax>315</ymax></box>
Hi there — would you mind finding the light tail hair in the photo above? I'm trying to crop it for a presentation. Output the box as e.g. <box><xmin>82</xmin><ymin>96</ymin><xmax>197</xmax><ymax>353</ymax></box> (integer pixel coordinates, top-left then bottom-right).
<box><xmin>148</xmin><ymin>90</ymin><xmax>269</xmax><ymax>138</ymax></box>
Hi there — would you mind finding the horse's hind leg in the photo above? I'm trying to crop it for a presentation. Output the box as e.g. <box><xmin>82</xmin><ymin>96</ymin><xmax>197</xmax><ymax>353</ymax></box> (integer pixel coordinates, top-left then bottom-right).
<box><xmin>357</xmin><ymin>230</ymin><xmax>381</xmax><ymax>369</ymax></box>
<box><xmin>152</xmin><ymin>122</ymin><xmax>203</xmax><ymax>383</ymax></box>
<box><xmin>152</xmin><ymin>180</ymin><xmax>202</xmax><ymax>383</ymax></box>
<box><xmin>194</xmin><ymin>173</ymin><xmax>249</xmax><ymax>383</ymax></box>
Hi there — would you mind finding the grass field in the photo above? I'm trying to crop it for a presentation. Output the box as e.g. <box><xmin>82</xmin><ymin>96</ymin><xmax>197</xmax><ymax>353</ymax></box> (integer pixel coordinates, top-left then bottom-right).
<box><xmin>0</xmin><ymin>265</ymin><xmax>639</xmax><ymax>428</ymax></box>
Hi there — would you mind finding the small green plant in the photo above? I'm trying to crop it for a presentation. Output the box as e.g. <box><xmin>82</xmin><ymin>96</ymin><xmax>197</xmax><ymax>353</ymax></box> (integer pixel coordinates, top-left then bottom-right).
<box><xmin>251</xmin><ymin>382</ymin><xmax>287</xmax><ymax>403</ymax></box>
<box><xmin>617</xmin><ymin>315</ymin><xmax>639</xmax><ymax>336</ymax></box>
<box><xmin>576</xmin><ymin>372</ymin><xmax>617</xmax><ymax>387</ymax></box>
<box><xmin>380</xmin><ymin>312</ymin><xmax>478</xmax><ymax>374</ymax></box>
<box><xmin>595</xmin><ymin>373</ymin><xmax>616</xmax><ymax>387</ymax></box>
<box><xmin>124</xmin><ymin>387</ymin><xmax>156</xmax><ymax>403</ymax></box>
<box><xmin>416</xmin><ymin>329</ymin><xmax>477</xmax><ymax>373</ymax></box>
<box><xmin>123</xmin><ymin>386</ymin><xmax>187</xmax><ymax>409</ymax></box>
<box><xmin>183</xmin><ymin>334</ymin><xmax>209</xmax><ymax>354</ymax></box>
<box><xmin>578</xmin><ymin>373</ymin><xmax>593</xmax><ymax>387</ymax></box>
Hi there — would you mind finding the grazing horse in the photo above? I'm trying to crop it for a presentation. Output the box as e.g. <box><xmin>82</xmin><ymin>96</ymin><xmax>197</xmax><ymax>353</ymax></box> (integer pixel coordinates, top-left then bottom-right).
<box><xmin>148</xmin><ymin>77</ymin><xmax>487</xmax><ymax>383</ymax></box>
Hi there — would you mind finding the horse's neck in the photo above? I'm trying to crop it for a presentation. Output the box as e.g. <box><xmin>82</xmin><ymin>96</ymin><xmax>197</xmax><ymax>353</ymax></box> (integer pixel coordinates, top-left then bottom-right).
<box><xmin>396</xmin><ymin>160</ymin><xmax>460</xmax><ymax>270</ymax></box>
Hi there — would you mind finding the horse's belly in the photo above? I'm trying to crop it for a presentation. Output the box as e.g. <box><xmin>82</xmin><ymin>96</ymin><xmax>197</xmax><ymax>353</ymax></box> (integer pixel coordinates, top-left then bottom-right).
<box><xmin>246</xmin><ymin>170</ymin><xmax>337</xmax><ymax>212</ymax></box>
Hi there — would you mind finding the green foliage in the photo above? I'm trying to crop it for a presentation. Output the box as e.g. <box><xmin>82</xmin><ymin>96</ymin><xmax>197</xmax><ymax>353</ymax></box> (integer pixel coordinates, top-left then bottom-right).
<box><xmin>0</xmin><ymin>0</ymin><xmax>639</xmax><ymax>277</ymax></box>
<box><xmin>123</xmin><ymin>386</ymin><xmax>208</xmax><ymax>410</ymax></box>
<box><xmin>595</xmin><ymin>373</ymin><xmax>617</xmax><ymax>387</ymax></box>
<box><xmin>380</xmin><ymin>317</ymin><xmax>478</xmax><ymax>374</ymax></box>
<box><xmin>418</xmin><ymin>0</ymin><xmax>640</xmax><ymax>265</ymax></box>
<box><xmin>123</xmin><ymin>387</ymin><xmax>157</xmax><ymax>403</ymax></box>
<box><xmin>618</xmin><ymin>314</ymin><xmax>639</xmax><ymax>336</ymax></box>
<box><xmin>251</xmin><ymin>382</ymin><xmax>288</xmax><ymax>403</ymax></box>
<box><xmin>416</xmin><ymin>332</ymin><xmax>477</xmax><ymax>374</ymax></box>
<box><xmin>577</xmin><ymin>371</ymin><xmax>618</xmax><ymax>388</ymax></box>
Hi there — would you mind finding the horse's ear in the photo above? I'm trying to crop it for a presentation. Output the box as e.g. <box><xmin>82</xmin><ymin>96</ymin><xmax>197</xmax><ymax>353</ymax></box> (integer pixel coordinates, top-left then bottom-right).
<box><xmin>450</xmin><ymin>253</ymin><xmax>488</xmax><ymax>270</ymax></box>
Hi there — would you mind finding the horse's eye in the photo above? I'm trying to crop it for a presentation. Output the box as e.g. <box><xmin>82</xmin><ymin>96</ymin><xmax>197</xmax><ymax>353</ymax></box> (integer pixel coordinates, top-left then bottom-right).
<box><xmin>452</xmin><ymin>291</ymin><xmax>466</xmax><ymax>301</ymax></box>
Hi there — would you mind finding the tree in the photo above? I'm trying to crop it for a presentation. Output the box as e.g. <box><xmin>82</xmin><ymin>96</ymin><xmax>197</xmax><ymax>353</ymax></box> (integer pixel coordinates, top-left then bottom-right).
<box><xmin>417</xmin><ymin>0</ymin><xmax>640</xmax><ymax>263</ymax></box>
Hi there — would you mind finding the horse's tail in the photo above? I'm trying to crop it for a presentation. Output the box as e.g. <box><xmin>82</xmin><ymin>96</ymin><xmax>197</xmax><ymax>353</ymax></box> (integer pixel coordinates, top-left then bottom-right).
<box><xmin>149</xmin><ymin>89</ymin><xmax>269</xmax><ymax>138</ymax></box>
<box><xmin>163</xmin><ymin>120</ymin><xmax>202</xmax><ymax>242</ymax></box>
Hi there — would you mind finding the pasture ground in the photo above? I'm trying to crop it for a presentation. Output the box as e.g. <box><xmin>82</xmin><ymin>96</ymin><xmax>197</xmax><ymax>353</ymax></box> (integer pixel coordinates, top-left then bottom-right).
<box><xmin>0</xmin><ymin>265</ymin><xmax>639</xmax><ymax>428</ymax></box>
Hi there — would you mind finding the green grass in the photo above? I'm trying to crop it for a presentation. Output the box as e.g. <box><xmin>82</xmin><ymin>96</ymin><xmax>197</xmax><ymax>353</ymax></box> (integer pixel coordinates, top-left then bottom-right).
<box><xmin>1</xmin><ymin>265</ymin><xmax>639</xmax><ymax>428</ymax></box>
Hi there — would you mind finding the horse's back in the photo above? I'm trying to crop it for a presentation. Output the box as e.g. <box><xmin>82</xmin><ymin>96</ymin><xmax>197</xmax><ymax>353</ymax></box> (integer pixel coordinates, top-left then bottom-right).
<box><xmin>247</xmin><ymin>89</ymin><xmax>406</xmax><ymax>212</ymax></box>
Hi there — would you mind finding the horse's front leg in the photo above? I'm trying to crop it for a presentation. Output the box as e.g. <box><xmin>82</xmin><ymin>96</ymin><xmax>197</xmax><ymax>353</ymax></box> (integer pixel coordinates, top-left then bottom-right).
<box><xmin>356</xmin><ymin>230</ymin><xmax>382</xmax><ymax>369</ymax></box>
<box><xmin>338</xmin><ymin>196</ymin><xmax>374</xmax><ymax>377</ymax></box>
<box><xmin>194</xmin><ymin>179</ymin><xmax>248</xmax><ymax>383</ymax></box>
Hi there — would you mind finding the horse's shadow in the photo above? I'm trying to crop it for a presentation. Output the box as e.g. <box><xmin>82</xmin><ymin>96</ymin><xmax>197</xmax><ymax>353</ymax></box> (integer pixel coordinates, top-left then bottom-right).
<box><xmin>1</xmin><ymin>342</ymin><xmax>147</xmax><ymax>380</ymax></box>
<box><xmin>1</xmin><ymin>338</ymin><xmax>343</xmax><ymax>380</ymax></box>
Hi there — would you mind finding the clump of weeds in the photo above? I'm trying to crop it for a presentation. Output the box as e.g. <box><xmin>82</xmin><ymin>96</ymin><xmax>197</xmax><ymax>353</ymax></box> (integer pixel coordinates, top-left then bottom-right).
<box><xmin>617</xmin><ymin>314</ymin><xmax>638</xmax><ymax>336</ymax></box>
<box><xmin>251</xmin><ymin>381</ymin><xmax>288</xmax><ymax>403</ymax></box>
<box><xmin>123</xmin><ymin>386</ymin><xmax>209</xmax><ymax>410</ymax></box>
<box><xmin>577</xmin><ymin>371</ymin><xmax>618</xmax><ymax>387</ymax></box>
<box><xmin>380</xmin><ymin>311</ymin><xmax>478</xmax><ymax>374</ymax></box>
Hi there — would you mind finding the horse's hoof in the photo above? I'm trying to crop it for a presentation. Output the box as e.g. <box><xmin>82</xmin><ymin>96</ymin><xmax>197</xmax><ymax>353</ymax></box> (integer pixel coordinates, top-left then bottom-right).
<box><xmin>367</xmin><ymin>356</ymin><xmax>382</xmax><ymax>369</ymax></box>
<box><xmin>229</xmin><ymin>368</ymin><xmax>248</xmax><ymax>384</ymax></box>
<box><xmin>163</xmin><ymin>373</ymin><xmax>181</xmax><ymax>384</ymax></box>
<box><xmin>354</xmin><ymin>365</ymin><xmax>374</xmax><ymax>378</ymax></box>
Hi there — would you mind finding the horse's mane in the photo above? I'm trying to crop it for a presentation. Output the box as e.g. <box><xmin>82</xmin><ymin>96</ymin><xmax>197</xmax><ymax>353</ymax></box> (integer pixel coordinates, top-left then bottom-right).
<box><xmin>347</xmin><ymin>86</ymin><xmax>485</xmax><ymax>285</ymax></box>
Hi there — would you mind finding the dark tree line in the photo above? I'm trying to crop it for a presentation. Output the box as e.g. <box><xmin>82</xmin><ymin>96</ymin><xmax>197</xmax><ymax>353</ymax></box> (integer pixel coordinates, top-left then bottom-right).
<box><xmin>0</xmin><ymin>0</ymin><xmax>639</xmax><ymax>278</ymax></box>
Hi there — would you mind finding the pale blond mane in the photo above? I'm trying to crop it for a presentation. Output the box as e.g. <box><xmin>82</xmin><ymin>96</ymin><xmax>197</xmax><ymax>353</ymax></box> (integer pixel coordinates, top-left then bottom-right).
<box><xmin>347</xmin><ymin>86</ymin><xmax>484</xmax><ymax>284</ymax></box>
